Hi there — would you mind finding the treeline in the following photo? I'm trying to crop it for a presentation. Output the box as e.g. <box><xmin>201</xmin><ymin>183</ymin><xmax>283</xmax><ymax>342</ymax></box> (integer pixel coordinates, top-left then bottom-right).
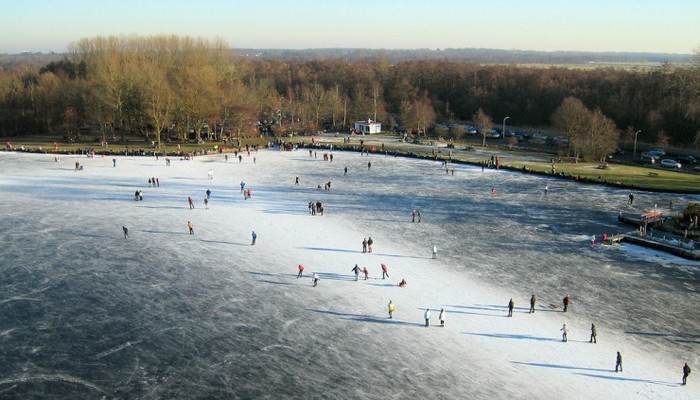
<box><xmin>0</xmin><ymin>35</ymin><xmax>698</xmax><ymax>150</ymax></box>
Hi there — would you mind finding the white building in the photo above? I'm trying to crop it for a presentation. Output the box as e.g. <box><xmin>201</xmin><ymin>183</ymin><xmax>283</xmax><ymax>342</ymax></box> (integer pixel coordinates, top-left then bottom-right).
<box><xmin>353</xmin><ymin>120</ymin><xmax>381</xmax><ymax>135</ymax></box>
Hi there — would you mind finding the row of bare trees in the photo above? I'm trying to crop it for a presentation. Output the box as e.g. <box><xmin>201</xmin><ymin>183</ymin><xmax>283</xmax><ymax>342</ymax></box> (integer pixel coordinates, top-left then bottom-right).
<box><xmin>0</xmin><ymin>35</ymin><xmax>698</xmax><ymax>155</ymax></box>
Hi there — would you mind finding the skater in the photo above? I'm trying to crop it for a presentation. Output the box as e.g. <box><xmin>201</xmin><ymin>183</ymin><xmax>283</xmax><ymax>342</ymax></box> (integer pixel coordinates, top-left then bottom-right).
<box><xmin>187</xmin><ymin>221</ymin><xmax>194</xmax><ymax>235</ymax></box>
<box><xmin>590</xmin><ymin>323</ymin><xmax>597</xmax><ymax>343</ymax></box>
<box><xmin>416</xmin><ymin>209</ymin><xmax>421</xmax><ymax>222</ymax></box>
<box><xmin>399</xmin><ymin>278</ymin><xmax>407</xmax><ymax>288</ymax></box>
<box><xmin>507</xmin><ymin>298</ymin><xmax>514</xmax><ymax>317</ymax></box>
<box><xmin>138</xmin><ymin>190</ymin><xmax>143</xmax><ymax>201</ymax></box>
<box><xmin>204</xmin><ymin>197</ymin><xmax>209</xmax><ymax>209</ymax></box>
<box><xmin>206</xmin><ymin>189</ymin><xmax>211</xmax><ymax>199</ymax></box>
<box><xmin>295</xmin><ymin>176</ymin><xmax>299</xmax><ymax>185</ymax></box>
<box><xmin>560</xmin><ymin>323</ymin><xmax>568</xmax><ymax>342</ymax></box>
<box><xmin>155</xmin><ymin>177</ymin><xmax>159</xmax><ymax>187</ymax></box>
<box><xmin>367</xmin><ymin>237</ymin><xmax>373</xmax><ymax>253</ymax></box>
<box><xmin>683</xmin><ymin>362</ymin><xmax>691</xmax><ymax>385</ymax></box>
<box><xmin>207</xmin><ymin>169</ymin><xmax>214</xmax><ymax>180</ymax></box>
<box><xmin>297</xmin><ymin>263</ymin><xmax>304</xmax><ymax>278</ymax></box>
<box><xmin>362</xmin><ymin>266</ymin><xmax>369</xmax><ymax>280</ymax></box>
<box><xmin>424</xmin><ymin>308</ymin><xmax>431</xmax><ymax>327</ymax></box>
<box><xmin>362</xmin><ymin>238</ymin><xmax>368</xmax><ymax>253</ymax></box>
<box><xmin>188</xmin><ymin>196</ymin><xmax>194</xmax><ymax>209</ymax></box>
<box><xmin>529</xmin><ymin>294</ymin><xmax>536</xmax><ymax>313</ymax></box>
<box><xmin>122</xmin><ymin>226</ymin><xmax>128</xmax><ymax>239</ymax></box>
<box><xmin>112</xmin><ymin>158</ymin><xmax>116</xmax><ymax>167</ymax></box>
<box><xmin>251</xmin><ymin>230</ymin><xmax>257</xmax><ymax>245</ymax></box>
<box><xmin>381</xmin><ymin>263</ymin><xmax>389</xmax><ymax>279</ymax></box>
<box><xmin>544</xmin><ymin>184</ymin><xmax>548</xmax><ymax>197</ymax></box>
<box><xmin>351</xmin><ymin>264</ymin><xmax>361</xmax><ymax>281</ymax></box>
<box><xmin>412</xmin><ymin>209</ymin><xmax>417</xmax><ymax>222</ymax></box>
<box><xmin>591</xmin><ymin>234</ymin><xmax>596</xmax><ymax>247</ymax></box>
<box><xmin>439</xmin><ymin>308</ymin><xmax>446</xmax><ymax>327</ymax></box>
<box><xmin>344</xmin><ymin>166</ymin><xmax>347</xmax><ymax>175</ymax></box>
<box><xmin>240</xmin><ymin>181</ymin><xmax>246</xmax><ymax>192</ymax></box>
<box><xmin>628</xmin><ymin>193</ymin><xmax>634</xmax><ymax>205</ymax></box>
<box><xmin>312</xmin><ymin>273</ymin><xmax>319</xmax><ymax>287</ymax></box>
<box><xmin>432</xmin><ymin>244</ymin><xmax>438</xmax><ymax>259</ymax></box>
<box><xmin>367</xmin><ymin>161</ymin><xmax>371</xmax><ymax>170</ymax></box>
<box><xmin>388</xmin><ymin>300</ymin><xmax>396</xmax><ymax>319</ymax></box>
<box><xmin>562</xmin><ymin>295</ymin><xmax>570</xmax><ymax>312</ymax></box>
<box><xmin>615</xmin><ymin>352</ymin><xmax>623</xmax><ymax>372</ymax></box>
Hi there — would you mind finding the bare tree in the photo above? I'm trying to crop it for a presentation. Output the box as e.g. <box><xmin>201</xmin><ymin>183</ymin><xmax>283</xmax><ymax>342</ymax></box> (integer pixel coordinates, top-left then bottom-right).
<box><xmin>473</xmin><ymin>108</ymin><xmax>493</xmax><ymax>147</ymax></box>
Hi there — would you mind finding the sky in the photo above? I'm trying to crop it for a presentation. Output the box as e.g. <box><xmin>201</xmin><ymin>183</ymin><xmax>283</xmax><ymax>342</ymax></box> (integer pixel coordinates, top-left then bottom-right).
<box><xmin>0</xmin><ymin>0</ymin><xmax>699</xmax><ymax>54</ymax></box>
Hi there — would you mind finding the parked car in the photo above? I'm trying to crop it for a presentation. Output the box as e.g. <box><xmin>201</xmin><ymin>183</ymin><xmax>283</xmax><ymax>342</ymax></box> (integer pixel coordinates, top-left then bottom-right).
<box><xmin>677</xmin><ymin>155</ymin><xmax>697</xmax><ymax>165</ymax></box>
<box><xmin>649</xmin><ymin>148</ymin><xmax>666</xmax><ymax>157</ymax></box>
<box><xmin>640</xmin><ymin>152</ymin><xmax>660</xmax><ymax>164</ymax></box>
<box><xmin>660</xmin><ymin>159</ymin><xmax>682</xmax><ymax>169</ymax></box>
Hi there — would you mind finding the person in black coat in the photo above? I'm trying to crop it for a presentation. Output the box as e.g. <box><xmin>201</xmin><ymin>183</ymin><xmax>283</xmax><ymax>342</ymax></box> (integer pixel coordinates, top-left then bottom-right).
<box><xmin>507</xmin><ymin>298</ymin><xmax>514</xmax><ymax>317</ymax></box>
<box><xmin>683</xmin><ymin>362</ymin><xmax>691</xmax><ymax>385</ymax></box>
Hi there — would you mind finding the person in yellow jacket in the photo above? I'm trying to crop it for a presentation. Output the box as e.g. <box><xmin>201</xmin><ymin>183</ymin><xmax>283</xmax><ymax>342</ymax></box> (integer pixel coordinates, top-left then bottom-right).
<box><xmin>388</xmin><ymin>300</ymin><xmax>396</xmax><ymax>319</ymax></box>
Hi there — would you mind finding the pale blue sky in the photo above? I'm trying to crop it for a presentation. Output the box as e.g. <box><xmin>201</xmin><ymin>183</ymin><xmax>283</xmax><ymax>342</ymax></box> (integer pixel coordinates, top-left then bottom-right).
<box><xmin>1</xmin><ymin>0</ymin><xmax>698</xmax><ymax>54</ymax></box>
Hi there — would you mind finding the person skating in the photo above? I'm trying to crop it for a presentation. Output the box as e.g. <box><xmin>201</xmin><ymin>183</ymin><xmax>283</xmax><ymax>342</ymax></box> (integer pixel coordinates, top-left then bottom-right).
<box><xmin>560</xmin><ymin>323</ymin><xmax>568</xmax><ymax>342</ymax></box>
<box><xmin>297</xmin><ymin>264</ymin><xmax>304</xmax><ymax>278</ymax></box>
<box><xmin>204</xmin><ymin>197</ymin><xmax>209</xmax><ymax>209</ymax></box>
<box><xmin>362</xmin><ymin>238</ymin><xmax>368</xmax><ymax>253</ymax></box>
<box><xmin>439</xmin><ymin>308</ymin><xmax>446</xmax><ymax>327</ymax></box>
<box><xmin>432</xmin><ymin>244</ymin><xmax>438</xmax><ymax>259</ymax></box>
<box><xmin>424</xmin><ymin>308</ymin><xmax>431</xmax><ymax>327</ymax></box>
<box><xmin>381</xmin><ymin>263</ymin><xmax>389</xmax><ymax>279</ymax></box>
<box><xmin>122</xmin><ymin>226</ymin><xmax>128</xmax><ymax>239</ymax></box>
<box><xmin>188</xmin><ymin>196</ymin><xmax>194</xmax><ymax>209</ymax></box>
<box><xmin>590</xmin><ymin>323</ymin><xmax>597</xmax><ymax>343</ymax></box>
<box><xmin>187</xmin><ymin>221</ymin><xmax>194</xmax><ymax>235</ymax></box>
<box><xmin>388</xmin><ymin>300</ymin><xmax>396</xmax><ymax>319</ymax></box>
<box><xmin>367</xmin><ymin>237</ymin><xmax>374</xmax><ymax>253</ymax></box>
<box><xmin>562</xmin><ymin>295</ymin><xmax>570</xmax><ymax>312</ymax></box>
<box><xmin>351</xmin><ymin>264</ymin><xmax>361</xmax><ymax>281</ymax></box>
<box><xmin>312</xmin><ymin>273</ymin><xmax>319</xmax><ymax>287</ymax></box>
<box><xmin>112</xmin><ymin>158</ymin><xmax>116</xmax><ymax>167</ymax></box>
<box><xmin>362</xmin><ymin>267</ymin><xmax>369</xmax><ymax>280</ymax></box>
<box><xmin>615</xmin><ymin>352</ymin><xmax>623</xmax><ymax>372</ymax></box>
<box><xmin>344</xmin><ymin>166</ymin><xmax>348</xmax><ymax>175</ymax></box>
<box><xmin>367</xmin><ymin>161</ymin><xmax>371</xmax><ymax>170</ymax></box>
<box><xmin>628</xmin><ymin>193</ymin><xmax>634</xmax><ymax>205</ymax></box>
<box><xmin>251</xmin><ymin>230</ymin><xmax>257</xmax><ymax>245</ymax></box>
<box><xmin>507</xmin><ymin>298</ymin><xmax>514</xmax><ymax>317</ymax></box>
<box><xmin>529</xmin><ymin>294</ymin><xmax>536</xmax><ymax>313</ymax></box>
<box><xmin>206</xmin><ymin>189</ymin><xmax>211</xmax><ymax>199</ymax></box>
<box><xmin>683</xmin><ymin>362</ymin><xmax>691</xmax><ymax>385</ymax></box>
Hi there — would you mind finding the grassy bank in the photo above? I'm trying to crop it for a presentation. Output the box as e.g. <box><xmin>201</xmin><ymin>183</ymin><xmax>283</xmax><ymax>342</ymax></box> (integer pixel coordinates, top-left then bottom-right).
<box><xmin>4</xmin><ymin>133</ymin><xmax>700</xmax><ymax>193</ymax></box>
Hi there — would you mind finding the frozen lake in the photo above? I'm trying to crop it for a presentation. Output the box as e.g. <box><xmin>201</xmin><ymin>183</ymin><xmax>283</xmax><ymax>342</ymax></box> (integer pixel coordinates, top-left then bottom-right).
<box><xmin>0</xmin><ymin>149</ymin><xmax>697</xmax><ymax>399</ymax></box>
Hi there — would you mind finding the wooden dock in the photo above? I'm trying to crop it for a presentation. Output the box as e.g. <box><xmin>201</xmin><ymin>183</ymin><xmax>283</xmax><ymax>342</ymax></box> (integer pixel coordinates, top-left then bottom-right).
<box><xmin>618</xmin><ymin>210</ymin><xmax>665</xmax><ymax>226</ymax></box>
<box><xmin>605</xmin><ymin>234</ymin><xmax>700</xmax><ymax>260</ymax></box>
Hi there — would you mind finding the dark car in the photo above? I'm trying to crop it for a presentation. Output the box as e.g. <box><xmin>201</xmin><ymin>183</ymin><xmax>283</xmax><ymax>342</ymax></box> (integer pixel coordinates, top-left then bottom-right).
<box><xmin>677</xmin><ymin>155</ymin><xmax>697</xmax><ymax>165</ymax></box>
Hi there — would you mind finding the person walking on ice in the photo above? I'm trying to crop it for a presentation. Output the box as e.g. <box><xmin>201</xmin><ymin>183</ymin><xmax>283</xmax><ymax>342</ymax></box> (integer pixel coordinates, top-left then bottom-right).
<box><xmin>590</xmin><ymin>323</ymin><xmax>597</xmax><ymax>343</ymax></box>
<box><xmin>381</xmin><ymin>263</ymin><xmax>389</xmax><ymax>279</ymax></box>
<box><xmin>362</xmin><ymin>238</ymin><xmax>368</xmax><ymax>253</ymax></box>
<box><xmin>367</xmin><ymin>237</ymin><xmax>374</xmax><ymax>253</ymax></box>
<box><xmin>508</xmin><ymin>298</ymin><xmax>514</xmax><ymax>317</ymax></box>
<box><xmin>432</xmin><ymin>244</ymin><xmax>438</xmax><ymax>259</ymax></box>
<box><xmin>297</xmin><ymin>264</ymin><xmax>304</xmax><ymax>278</ymax></box>
<box><xmin>362</xmin><ymin>267</ymin><xmax>369</xmax><ymax>280</ymax></box>
<box><xmin>351</xmin><ymin>264</ymin><xmax>361</xmax><ymax>281</ymax></box>
<box><xmin>529</xmin><ymin>294</ymin><xmax>536</xmax><ymax>313</ymax></box>
<box><xmin>122</xmin><ymin>226</ymin><xmax>128</xmax><ymax>239</ymax></box>
<box><xmin>615</xmin><ymin>352</ymin><xmax>623</xmax><ymax>372</ymax></box>
<box><xmin>562</xmin><ymin>295</ymin><xmax>570</xmax><ymax>312</ymax></box>
<box><xmin>424</xmin><ymin>308</ymin><xmax>431</xmax><ymax>327</ymax></box>
<box><xmin>683</xmin><ymin>362</ymin><xmax>691</xmax><ymax>385</ymax></box>
<box><xmin>251</xmin><ymin>230</ymin><xmax>257</xmax><ymax>245</ymax></box>
<box><xmin>188</xmin><ymin>196</ymin><xmax>194</xmax><ymax>209</ymax></box>
<box><xmin>187</xmin><ymin>221</ymin><xmax>194</xmax><ymax>235</ymax></box>
<box><xmin>388</xmin><ymin>300</ymin><xmax>396</xmax><ymax>319</ymax></box>
<box><xmin>312</xmin><ymin>273</ymin><xmax>319</xmax><ymax>287</ymax></box>
<box><xmin>439</xmin><ymin>308</ymin><xmax>446</xmax><ymax>327</ymax></box>
<box><xmin>560</xmin><ymin>323</ymin><xmax>568</xmax><ymax>342</ymax></box>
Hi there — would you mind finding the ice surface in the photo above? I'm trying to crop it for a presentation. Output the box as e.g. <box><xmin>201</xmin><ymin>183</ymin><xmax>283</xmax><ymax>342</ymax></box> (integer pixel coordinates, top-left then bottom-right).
<box><xmin>0</xmin><ymin>150</ymin><xmax>698</xmax><ymax>399</ymax></box>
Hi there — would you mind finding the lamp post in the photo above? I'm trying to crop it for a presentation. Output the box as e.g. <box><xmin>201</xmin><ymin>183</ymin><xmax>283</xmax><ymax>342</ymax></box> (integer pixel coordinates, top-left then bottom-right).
<box><xmin>502</xmin><ymin>116</ymin><xmax>510</xmax><ymax>140</ymax></box>
<box><xmin>633</xmin><ymin>129</ymin><xmax>642</xmax><ymax>159</ymax></box>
